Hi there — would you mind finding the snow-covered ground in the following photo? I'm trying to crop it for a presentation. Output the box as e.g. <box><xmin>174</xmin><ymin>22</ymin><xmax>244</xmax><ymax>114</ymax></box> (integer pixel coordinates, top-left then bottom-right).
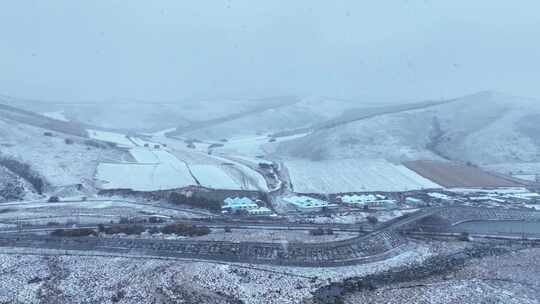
<box><xmin>209</xmin><ymin>155</ymin><xmax>268</xmax><ymax>191</ymax></box>
<box><xmin>448</xmin><ymin>187</ymin><xmax>532</xmax><ymax>194</ymax></box>
<box><xmin>210</xmin><ymin>132</ymin><xmax>309</xmax><ymax>157</ymax></box>
<box><xmin>276</xmin><ymin>92</ymin><xmax>540</xmax><ymax>166</ymax></box>
<box><xmin>0</xmin><ymin>119</ymin><xmax>124</xmax><ymax>188</ymax></box>
<box><xmin>513</xmin><ymin>174</ymin><xmax>538</xmax><ymax>182</ymax></box>
<box><xmin>92</xmin><ymin>129</ymin><xmax>269</xmax><ymax>191</ymax></box>
<box><xmin>127</xmin><ymin>147</ymin><xmax>157</xmax><ymax>163</ymax></box>
<box><xmin>42</xmin><ymin>111</ymin><xmax>69</xmax><ymax>122</ymax></box>
<box><xmin>95</xmin><ymin>162</ymin><xmax>195</xmax><ymax>191</ymax></box>
<box><xmin>88</xmin><ymin>129</ymin><xmax>135</xmax><ymax>148</ymax></box>
<box><xmin>127</xmin><ymin>136</ymin><xmax>157</xmax><ymax>148</ymax></box>
<box><xmin>190</xmin><ymin>165</ymin><xmax>241</xmax><ymax>190</ymax></box>
<box><xmin>89</xmin><ymin>130</ymin><xmax>198</xmax><ymax>191</ymax></box>
<box><xmin>285</xmin><ymin>158</ymin><xmax>441</xmax><ymax>194</ymax></box>
<box><xmin>0</xmin><ymin>241</ymin><xmax>434</xmax><ymax>304</ymax></box>
<box><xmin>446</xmin><ymin>187</ymin><xmax>540</xmax><ymax>209</ymax></box>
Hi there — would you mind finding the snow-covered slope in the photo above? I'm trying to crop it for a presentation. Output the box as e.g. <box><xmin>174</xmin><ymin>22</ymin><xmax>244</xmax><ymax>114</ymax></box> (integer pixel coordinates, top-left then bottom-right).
<box><xmin>276</xmin><ymin>92</ymin><xmax>540</xmax><ymax>168</ymax></box>
<box><xmin>0</xmin><ymin>103</ymin><xmax>87</xmax><ymax>137</ymax></box>
<box><xmin>0</xmin><ymin>114</ymin><xmax>124</xmax><ymax>191</ymax></box>
<box><xmin>176</xmin><ymin>97</ymin><xmax>378</xmax><ymax>140</ymax></box>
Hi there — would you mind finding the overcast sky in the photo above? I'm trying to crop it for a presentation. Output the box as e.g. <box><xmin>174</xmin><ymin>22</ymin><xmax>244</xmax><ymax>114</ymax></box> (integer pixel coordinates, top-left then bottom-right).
<box><xmin>1</xmin><ymin>0</ymin><xmax>540</xmax><ymax>103</ymax></box>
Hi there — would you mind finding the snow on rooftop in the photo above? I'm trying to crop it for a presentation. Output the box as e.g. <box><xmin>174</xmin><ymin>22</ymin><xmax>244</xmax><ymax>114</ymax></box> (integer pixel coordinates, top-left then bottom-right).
<box><xmin>248</xmin><ymin>206</ymin><xmax>273</xmax><ymax>215</ymax></box>
<box><xmin>223</xmin><ymin>197</ymin><xmax>257</xmax><ymax>209</ymax></box>
<box><xmin>340</xmin><ymin>194</ymin><xmax>386</xmax><ymax>204</ymax></box>
<box><xmin>283</xmin><ymin>195</ymin><xmax>336</xmax><ymax>209</ymax></box>
<box><xmin>448</xmin><ymin>187</ymin><xmax>530</xmax><ymax>194</ymax></box>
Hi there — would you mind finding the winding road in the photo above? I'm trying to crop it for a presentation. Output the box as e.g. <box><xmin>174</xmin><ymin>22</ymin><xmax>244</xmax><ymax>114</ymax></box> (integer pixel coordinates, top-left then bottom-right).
<box><xmin>1</xmin><ymin>206</ymin><xmax>540</xmax><ymax>267</ymax></box>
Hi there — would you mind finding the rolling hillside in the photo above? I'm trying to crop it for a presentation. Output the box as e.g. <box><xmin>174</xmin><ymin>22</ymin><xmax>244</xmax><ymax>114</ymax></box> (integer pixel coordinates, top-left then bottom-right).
<box><xmin>275</xmin><ymin>92</ymin><xmax>540</xmax><ymax>170</ymax></box>
<box><xmin>0</xmin><ymin>104</ymin><xmax>125</xmax><ymax>193</ymax></box>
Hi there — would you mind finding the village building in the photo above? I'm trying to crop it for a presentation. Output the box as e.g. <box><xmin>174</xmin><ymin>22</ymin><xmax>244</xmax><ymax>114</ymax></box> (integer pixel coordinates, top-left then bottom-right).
<box><xmin>222</xmin><ymin>197</ymin><xmax>258</xmax><ymax>211</ymax></box>
<box><xmin>339</xmin><ymin>194</ymin><xmax>396</xmax><ymax>209</ymax></box>
<box><xmin>247</xmin><ymin>206</ymin><xmax>274</xmax><ymax>216</ymax></box>
<box><xmin>283</xmin><ymin>195</ymin><xmax>337</xmax><ymax>212</ymax></box>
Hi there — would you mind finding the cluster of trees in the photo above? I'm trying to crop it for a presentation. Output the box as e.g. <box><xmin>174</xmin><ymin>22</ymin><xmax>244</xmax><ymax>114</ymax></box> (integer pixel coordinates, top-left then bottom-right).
<box><xmin>111</xmin><ymin>290</ymin><xmax>126</xmax><ymax>303</ymax></box>
<box><xmin>168</xmin><ymin>192</ymin><xmax>221</xmax><ymax>212</ymax></box>
<box><xmin>97</xmin><ymin>223</ymin><xmax>211</xmax><ymax>237</ymax></box>
<box><xmin>101</xmin><ymin>224</ymin><xmax>146</xmax><ymax>235</ymax></box>
<box><xmin>0</xmin><ymin>180</ymin><xmax>25</xmax><ymax>202</ymax></box>
<box><xmin>0</xmin><ymin>208</ymin><xmax>15</xmax><ymax>214</ymax></box>
<box><xmin>84</xmin><ymin>139</ymin><xmax>109</xmax><ymax>149</ymax></box>
<box><xmin>51</xmin><ymin>228</ymin><xmax>96</xmax><ymax>237</ymax></box>
<box><xmin>208</xmin><ymin>143</ymin><xmax>224</xmax><ymax>149</ymax></box>
<box><xmin>160</xmin><ymin>223</ymin><xmax>211</xmax><ymax>236</ymax></box>
<box><xmin>309</xmin><ymin>228</ymin><xmax>334</xmax><ymax>236</ymax></box>
<box><xmin>366</xmin><ymin>215</ymin><xmax>379</xmax><ymax>225</ymax></box>
<box><xmin>52</xmin><ymin>223</ymin><xmax>211</xmax><ymax>237</ymax></box>
<box><xmin>0</xmin><ymin>156</ymin><xmax>45</xmax><ymax>194</ymax></box>
<box><xmin>48</xmin><ymin>196</ymin><xmax>60</xmax><ymax>202</ymax></box>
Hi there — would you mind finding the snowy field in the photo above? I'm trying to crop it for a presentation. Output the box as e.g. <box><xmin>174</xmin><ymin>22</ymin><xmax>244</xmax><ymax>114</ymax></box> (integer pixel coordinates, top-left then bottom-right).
<box><xmin>159</xmin><ymin>145</ymin><xmax>269</xmax><ymax>191</ymax></box>
<box><xmin>87</xmin><ymin>129</ymin><xmax>135</xmax><ymax>148</ymax></box>
<box><xmin>96</xmin><ymin>146</ymin><xmax>197</xmax><ymax>191</ymax></box>
<box><xmin>285</xmin><ymin>158</ymin><xmax>441</xmax><ymax>193</ymax></box>
<box><xmin>127</xmin><ymin>136</ymin><xmax>156</xmax><ymax>147</ymax></box>
<box><xmin>210</xmin><ymin>155</ymin><xmax>268</xmax><ymax>191</ymax></box>
<box><xmin>87</xmin><ymin>127</ymin><xmax>270</xmax><ymax>191</ymax></box>
<box><xmin>95</xmin><ymin>162</ymin><xmax>196</xmax><ymax>191</ymax></box>
<box><xmin>129</xmin><ymin>147</ymin><xmax>162</xmax><ymax>163</ymax></box>
<box><xmin>161</xmin><ymin>148</ymin><xmax>267</xmax><ymax>190</ymax></box>
<box><xmin>190</xmin><ymin>165</ymin><xmax>240</xmax><ymax>190</ymax></box>
<box><xmin>211</xmin><ymin>132</ymin><xmax>310</xmax><ymax>157</ymax></box>
<box><xmin>95</xmin><ymin>137</ymin><xmax>268</xmax><ymax>191</ymax></box>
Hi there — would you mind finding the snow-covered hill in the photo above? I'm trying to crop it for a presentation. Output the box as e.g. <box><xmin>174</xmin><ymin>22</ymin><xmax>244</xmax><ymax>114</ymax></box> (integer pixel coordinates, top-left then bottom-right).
<box><xmin>275</xmin><ymin>92</ymin><xmax>540</xmax><ymax>169</ymax></box>
<box><xmin>172</xmin><ymin>97</ymin><xmax>383</xmax><ymax>140</ymax></box>
<box><xmin>0</xmin><ymin>95</ymin><xmax>300</xmax><ymax>132</ymax></box>
<box><xmin>0</xmin><ymin>110</ymin><xmax>125</xmax><ymax>194</ymax></box>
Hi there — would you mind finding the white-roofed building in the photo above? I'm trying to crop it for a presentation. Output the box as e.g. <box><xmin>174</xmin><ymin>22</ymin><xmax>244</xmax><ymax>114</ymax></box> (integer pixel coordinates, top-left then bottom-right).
<box><xmin>222</xmin><ymin>197</ymin><xmax>258</xmax><ymax>211</ymax></box>
<box><xmin>283</xmin><ymin>195</ymin><xmax>337</xmax><ymax>212</ymax></box>
<box><xmin>339</xmin><ymin>194</ymin><xmax>396</xmax><ymax>209</ymax></box>
<box><xmin>248</xmin><ymin>206</ymin><xmax>274</xmax><ymax>216</ymax></box>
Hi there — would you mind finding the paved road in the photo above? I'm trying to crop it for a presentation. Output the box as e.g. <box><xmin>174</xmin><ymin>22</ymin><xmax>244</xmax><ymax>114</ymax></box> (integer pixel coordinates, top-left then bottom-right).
<box><xmin>0</xmin><ymin>211</ymin><xmax>419</xmax><ymax>267</ymax></box>
<box><xmin>0</xmin><ymin>220</ymin><xmax>367</xmax><ymax>234</ymax></box>
<box><xmin>2</xmin><ymin>206</ymin><xmax>536</xmax><ymax>266</ymax></box>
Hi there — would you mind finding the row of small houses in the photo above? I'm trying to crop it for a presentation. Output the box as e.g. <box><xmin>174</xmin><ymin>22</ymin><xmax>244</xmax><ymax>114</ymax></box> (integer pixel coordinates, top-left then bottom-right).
<box><xmin>222</xmin><ymin>197</ymin><xmax>274</xmax><ymax>216</ymax></box>
<box><xmin>222</xmin><ymin>194</ymin><xmax>399</xmax><ymax>215</ymax></box>
<box><xmin>222</xmin><ymin>195</ymin><xmax>339</xmax><ymax>215</ymax></box>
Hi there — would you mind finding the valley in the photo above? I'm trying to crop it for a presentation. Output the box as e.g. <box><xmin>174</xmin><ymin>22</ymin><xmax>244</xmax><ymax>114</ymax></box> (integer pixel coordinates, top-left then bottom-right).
<box><xmin>2</xmin><ymin>92</ymin><xmax>540</xmax><ymax>304</ymax></box>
